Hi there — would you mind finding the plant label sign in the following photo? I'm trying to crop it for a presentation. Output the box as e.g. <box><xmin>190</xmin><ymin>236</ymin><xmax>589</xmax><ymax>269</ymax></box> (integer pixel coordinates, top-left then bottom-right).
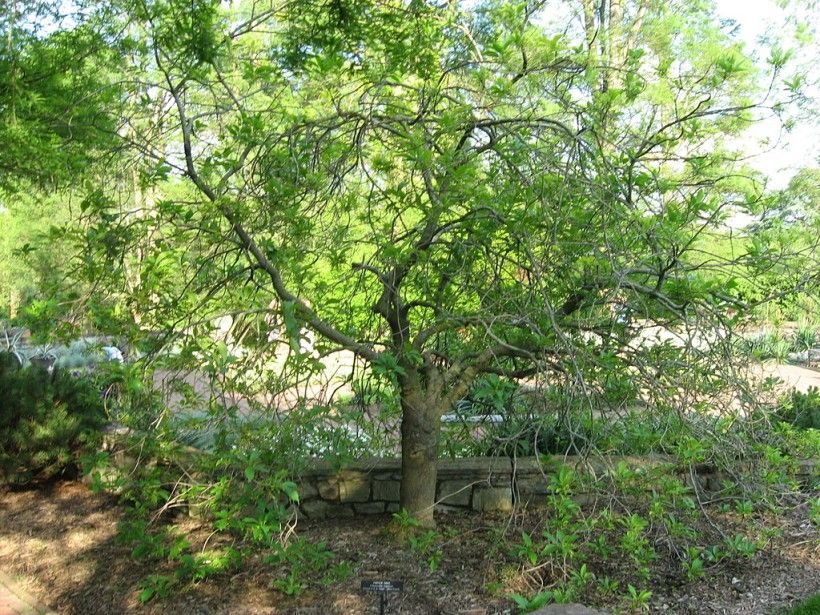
<box><xmin>361</xmin><ymin>580</ymin><xmax>404</xmax><ymax>593</ymax></box>
<box><xmin>361</xmin><ymin>580</ymin><xmax>403</xmax><ymax>614</ymax></box>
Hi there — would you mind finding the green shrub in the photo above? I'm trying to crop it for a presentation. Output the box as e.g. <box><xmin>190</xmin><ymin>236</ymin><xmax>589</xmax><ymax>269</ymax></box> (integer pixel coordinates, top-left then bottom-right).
<box><xmin>792</xmin><ymin>322</ymin><xmax>818</xmax><ymax>353</ymax></box>
<box><xmin>778</xmin><ymin>387</ymin><xmax>820</xmax><ymax>430</ymax></box>
<box><xmin>745</xmin><ymin>330</ymin><xmax>792</xmax><ymax>362</ymax></box>
<box><xmin>0</xmin><ymin>352</ymin><xmax>106</xmax><ymax>485</ymax></box>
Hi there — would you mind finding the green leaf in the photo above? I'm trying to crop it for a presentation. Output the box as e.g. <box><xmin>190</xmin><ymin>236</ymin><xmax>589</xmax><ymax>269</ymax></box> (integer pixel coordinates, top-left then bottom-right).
<box><xmin>373</xmin><ymin>352</ymin><xmax>406</xmax><ymax>379</ymax></box>
<box><xmin>282</xmin><ymin>481</ymin><xmax>300</xmax><ymax>502</ymax></box>
<box><xmin>510</xmin><ymin>593</ymin><xmax>530</xmax><ymax>609</ymax></box>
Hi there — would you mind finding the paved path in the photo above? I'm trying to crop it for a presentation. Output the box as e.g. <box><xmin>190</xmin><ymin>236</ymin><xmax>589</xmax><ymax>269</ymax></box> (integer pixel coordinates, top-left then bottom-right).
<box><xmin>0</xmin><ymin>573</ymin><xmax>55</xmax><ymax>615</ymax></box>
<box><xmin>759</xmin><ymin>363</ymin><xmax>820</xmax><ymax>393</ymax></box>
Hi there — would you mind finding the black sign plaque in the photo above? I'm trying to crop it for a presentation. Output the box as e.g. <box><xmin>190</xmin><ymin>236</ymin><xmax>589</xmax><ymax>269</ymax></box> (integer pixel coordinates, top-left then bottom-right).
<box><xmin>361</xmin><ymin>580</ymin><xmax>404</xmax><ymax>593</ymax></box>
<box><xmin>361</xmin><ymin>580</ymin><xmax>404</xmax><ymax>614</ymax></box>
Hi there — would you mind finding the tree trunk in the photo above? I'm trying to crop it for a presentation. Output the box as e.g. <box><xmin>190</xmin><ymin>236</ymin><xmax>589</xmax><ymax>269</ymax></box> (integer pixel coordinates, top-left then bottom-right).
<box><xmin>398</xmin><ymin>387</ymin><xmax>443</xmax><ymax>527</ymax></box>
<box><xmin>608</xmin><ymin>0</ymin><xmax>626</xmax><ymax>89</ymax></box>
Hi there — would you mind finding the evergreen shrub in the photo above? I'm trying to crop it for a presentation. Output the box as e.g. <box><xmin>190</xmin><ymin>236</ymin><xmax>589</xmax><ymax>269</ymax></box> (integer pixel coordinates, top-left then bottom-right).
<box><xmin>778</xmin><ymin>387</ymin><xmax>820</xmax><ymax>430</ymax></box>
<box><xmin>0</xmin><ymin>351</ymin><xmax>105</xmax><ymax>485</ymax></box>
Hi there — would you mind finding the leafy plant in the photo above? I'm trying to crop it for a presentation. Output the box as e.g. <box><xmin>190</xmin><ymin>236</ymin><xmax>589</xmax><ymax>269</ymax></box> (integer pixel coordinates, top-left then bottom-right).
<box><xmin>682</xmin><ymin>548</ymin><xmax>705</xmax><ymax>581</ymax></box>
<box><xmin>746</xmin><ymin>330</ymin><xmax>792</xmax><ymax>362</ymax></box>
<box><xmin>734</xmin><ymin>500</ymin><xmax>754</xmax><ymax>517</ymax></box>
<box><xmin>393</xmin><ymin>510</ymin><xmax>445</xmax><ymax>571</ymax></box>
<box><xmin>810</xmin><ymin>497</ymin><xmax>820</xmax><ymax>528</ymax></box>
<box><xmin>139</xmin><ymin>574</ymin><xmax>176</xmax><ymax>603</ymax></box>
<box><xmin>0</xmin><ymin>352</ymin><xmax>105</xmax><ymax>485</ymax></box>
<box><xmin>792</xmin><ymin>321</ymin><xmax>817</xmax><ymax>353</ymax></box>
<box><xmin>266</xmin><ymin>538</ymin><xmax>347</xmax><ymax>595</ymax></box>
<box><xmin>702</xmin><ymin>545</ymin><xmax>726</xmax><ymax>564</ymax></box>
<box><xmin>724</xmin><ymin>534</ymin><xmax>758</xmax><ymax>558</ymax></box>
<box><xmin>778</xmin><ymin>387</ymin><xmax>820</xmax><ymax>430</ymax></box>
<box><xmin>517</xmin><ymin>532</ymin><xmax>539</xmax><ymax>566</ymax></box>
<box><xmin>597</xmin><ymin>575</ymin><xmax>619</xmax><ymax>596</ymax></box>
<box><xmin>82</xmin><ymin>408</ymin><xmax>354</xmax><ymax>602</ymax></box>
<box><xmin>625</xmin><ymin>584</ymin><xmax>653</xmax><ymax>612</ymax></box>
<box><xmin>620</xmin><ymin>514</ymin><xmax>656</xmax><ymax>582</ymax></box>
<box><xmin>510</xmin><ymin>590</ymin><xmax>554</xmax><ymax>612</ymax></box>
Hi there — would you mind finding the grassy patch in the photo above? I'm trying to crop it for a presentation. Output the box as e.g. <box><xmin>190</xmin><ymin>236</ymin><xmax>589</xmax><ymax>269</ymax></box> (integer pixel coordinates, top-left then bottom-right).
<box><xmin>778</xmin><ymin>594</ymin><xmax>820</xmax><ymax>615</ymax></box>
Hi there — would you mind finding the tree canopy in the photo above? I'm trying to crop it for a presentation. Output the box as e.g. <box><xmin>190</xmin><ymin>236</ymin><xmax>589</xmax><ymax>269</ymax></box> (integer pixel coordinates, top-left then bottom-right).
<box><xmin>1</xmin><ymin>0</ymin><xmax>818</xmax><ymax>523</ymax></box>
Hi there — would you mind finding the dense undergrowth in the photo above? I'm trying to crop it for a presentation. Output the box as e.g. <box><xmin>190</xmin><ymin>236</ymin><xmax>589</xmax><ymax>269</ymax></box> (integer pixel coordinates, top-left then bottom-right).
<box><xmin>81</xmin><ymin>371</ymin><xmax>819</xmax><ymax>612</ymax></box>
<box><xmin>1</xmin><ymin>348</ymin><xmax>818</xmax><ymax>612</ymax></box>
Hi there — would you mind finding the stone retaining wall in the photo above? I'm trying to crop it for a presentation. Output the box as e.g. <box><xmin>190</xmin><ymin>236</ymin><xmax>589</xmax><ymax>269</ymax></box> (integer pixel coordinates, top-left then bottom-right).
<box><xmin>298</xmin><ymin>456</ymin><xmax>516</xmax><ymax>519</ymax></box>
<box><xmin>294</xmin><ymin>456</ymin><xmax>818</xmax><ymax>519</ymax></box>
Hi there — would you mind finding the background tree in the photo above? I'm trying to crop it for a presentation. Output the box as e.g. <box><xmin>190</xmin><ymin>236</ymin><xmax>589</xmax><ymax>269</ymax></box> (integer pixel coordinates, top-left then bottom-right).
<box><xmin>0</xmin><ymin>0</ymin><xmax>126</xmax><ymax>323</ymax></box>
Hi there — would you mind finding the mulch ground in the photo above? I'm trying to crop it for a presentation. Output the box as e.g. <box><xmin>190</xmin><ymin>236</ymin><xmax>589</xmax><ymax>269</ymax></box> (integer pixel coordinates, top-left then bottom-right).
<box><xmin>0</xmin><ymin>481</ymin><xmax>817</xmax><ymax>614</ymax></box>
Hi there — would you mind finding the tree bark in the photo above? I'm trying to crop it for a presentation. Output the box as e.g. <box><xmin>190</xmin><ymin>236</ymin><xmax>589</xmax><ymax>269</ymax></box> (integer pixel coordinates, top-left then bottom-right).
<box><xmin>398</xmin><ymin>386</ymin><xmax>443</xmax><ymax>527</ymax></box>
<box><xmin>609</xmin><ymin>0</ymin><xmax>625</xmax><ymax>89</ymax></box>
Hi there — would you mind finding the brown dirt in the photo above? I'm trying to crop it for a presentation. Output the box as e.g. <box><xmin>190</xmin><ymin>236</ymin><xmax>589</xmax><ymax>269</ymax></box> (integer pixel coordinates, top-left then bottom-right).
<box><xmin>0</xmin><ymin>481</ymin><xmax>818</xmax><ymax>614</ymax></box>
<box><xmin>647</xmin><ymin>511</ymin><xmax>820</xmax><ymax>614</ymax></box>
